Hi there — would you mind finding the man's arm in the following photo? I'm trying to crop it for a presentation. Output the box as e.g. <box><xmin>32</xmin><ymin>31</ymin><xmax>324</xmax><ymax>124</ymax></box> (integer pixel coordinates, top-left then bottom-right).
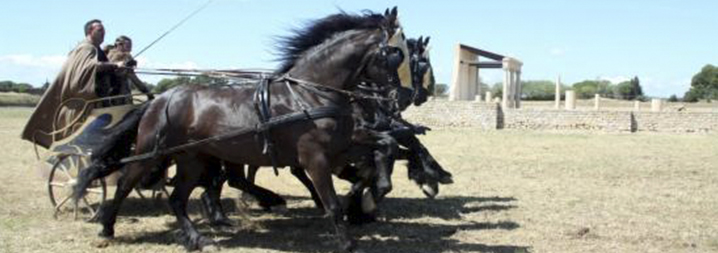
<box><xmin>127</xmin><ymin>70</ymin><xmax>154</xmax><ymax>99</ymax></box>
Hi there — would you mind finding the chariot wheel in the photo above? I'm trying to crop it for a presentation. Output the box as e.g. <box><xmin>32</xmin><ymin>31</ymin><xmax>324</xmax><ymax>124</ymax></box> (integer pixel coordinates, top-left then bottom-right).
<box><xmin>47</xmin><ymin>154</ymin><xmax>107</xmax><ymax>221</ymax></box>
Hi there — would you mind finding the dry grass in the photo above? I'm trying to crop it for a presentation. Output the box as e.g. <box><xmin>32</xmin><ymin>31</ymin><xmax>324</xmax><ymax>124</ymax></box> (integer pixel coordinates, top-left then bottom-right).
<box><xmin>1</xmin><ymin>107</ymin><xmax>717</xmax><ymax>253</ymax></box>
<box><xmin>0</xmin><ymin>92</ymin><xmax>40</xmax><ymax>107</ymax></box>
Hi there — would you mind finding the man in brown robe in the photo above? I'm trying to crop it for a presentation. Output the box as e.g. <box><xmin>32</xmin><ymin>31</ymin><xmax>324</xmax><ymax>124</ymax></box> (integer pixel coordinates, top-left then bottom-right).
<box><xmin>21</xmin><ymin>19</ymin><xmax>124</xmax><ymax>148</ymax></box>
<box><xmin>105</xmin><ymin>35</ymin><xmax>153</xmax><ymax>105</ymax></box>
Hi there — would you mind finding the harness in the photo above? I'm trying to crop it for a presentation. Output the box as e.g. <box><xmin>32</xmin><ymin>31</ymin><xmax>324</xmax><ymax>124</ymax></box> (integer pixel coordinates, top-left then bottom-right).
<box><xmin>120</xmin><ymin>26</ymin><xmax>411</xmax><ymax>166</ymax></box>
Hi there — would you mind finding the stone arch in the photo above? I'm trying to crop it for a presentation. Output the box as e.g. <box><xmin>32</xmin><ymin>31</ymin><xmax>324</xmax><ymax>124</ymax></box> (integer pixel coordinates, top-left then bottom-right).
<box><xmin>449</xmin><ymin>44</ymin><xmax>523</xmax><ymax>108</ymax></box>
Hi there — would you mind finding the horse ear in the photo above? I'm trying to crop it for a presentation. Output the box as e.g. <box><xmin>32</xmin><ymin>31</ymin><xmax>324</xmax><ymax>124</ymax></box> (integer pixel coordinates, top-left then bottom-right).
<box><xmin>391</xmin><ymin>6</ymin><xmax>398</xmax><ymax>17</ymax></box>
<box><xmin>424</xmin><ymin>36</ymin><xmax>431</xmax><ymax>45</ymax></box>
<box><xmin>384</xmin><ymin>8</ymin><xmax>390</xmax><ymax>16</ymax></box>
<box><xmin>417</xmin><ymin>36</ymin><xmax>424</xmax><ymax>46</ymax></box>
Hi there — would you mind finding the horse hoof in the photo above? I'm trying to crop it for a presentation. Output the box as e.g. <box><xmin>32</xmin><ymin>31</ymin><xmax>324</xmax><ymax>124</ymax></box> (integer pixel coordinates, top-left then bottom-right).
<box><xmin>178</xmin><ymin>232</ymin><xmax>216</xmax><ymax>251</ymax></box>
<box><xmin>421</xmin><ymin>183</ymin><xmax>438</xmax><ymax>199</ymax></box>
<box><xmin>98</xmin><ymin>227</ymin><xmax>114</xmax><ymax>238</ymax></box>
<box><xmin>439</xmin><ymin>175</ymin><xmax>454</xmax><ymax>185</ymax></box>
<box><xmin>270</xmin><ymin>204</ymin><xmax>288</xmax><ymax>214</ymax></box>
<box><xmin>360</xmin><ymin>189</ymin><xmax>376</xmax><ymax>214</ymax></box>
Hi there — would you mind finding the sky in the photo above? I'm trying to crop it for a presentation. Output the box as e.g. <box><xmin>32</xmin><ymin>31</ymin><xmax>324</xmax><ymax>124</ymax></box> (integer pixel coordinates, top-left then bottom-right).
<box><xmin>1</xmin><ymin>0</ymin><xmax>717</xmax><ymax>97</ymax></box>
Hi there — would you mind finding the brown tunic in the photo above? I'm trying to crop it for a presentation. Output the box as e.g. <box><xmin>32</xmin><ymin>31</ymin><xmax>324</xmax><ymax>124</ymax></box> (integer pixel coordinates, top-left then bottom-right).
<box><xmin>106</xmin><ymin>48</ymin><xmax>151</xmax><ymax>105</ymax></box>
<box><xmin>21</xmin><ymin>39</ymin><xmax>109</xmax><ymax>148</ymax></box>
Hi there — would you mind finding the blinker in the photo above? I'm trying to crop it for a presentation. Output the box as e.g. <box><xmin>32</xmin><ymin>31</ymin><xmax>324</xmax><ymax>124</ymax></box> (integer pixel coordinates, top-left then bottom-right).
<box><xmin>388</xmin><ymin>28</ymin><xmax>412</xmax><ymax>88</ymax></box>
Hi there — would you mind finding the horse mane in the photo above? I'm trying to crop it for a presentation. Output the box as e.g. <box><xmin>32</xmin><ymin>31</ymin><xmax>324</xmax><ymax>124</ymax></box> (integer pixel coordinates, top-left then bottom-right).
<box><xmin>274</xmin><ymin>10</ymin><xmax>385</xmax><ymax>74</ymax></box>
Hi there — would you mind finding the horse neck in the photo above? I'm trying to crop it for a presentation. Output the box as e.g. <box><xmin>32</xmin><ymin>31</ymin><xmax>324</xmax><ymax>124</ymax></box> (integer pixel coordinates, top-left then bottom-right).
<box><xmin>287</xmin><ymin>30</ymin><xmax>381</xmax><ymax>93</ymax></box>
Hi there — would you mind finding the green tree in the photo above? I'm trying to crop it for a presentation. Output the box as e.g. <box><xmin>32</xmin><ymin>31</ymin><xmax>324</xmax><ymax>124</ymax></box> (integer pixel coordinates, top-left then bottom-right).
<box><xmin>684</xmin><ymin>64</ymin><xmax>718</xmax><ymax>102</ymax></box>
<box><xmin>433</xmin><ymin>83</ymin><xmax>448</xmax><ymax>96</ymax></box>
<box><xmin>491</xmin><ymin>82</ymin><xmax>503</xmax><ymax>99</ymax></box>
<box><xmin>667</xmin><ymin>94</ymin><xmax>679</xmax><ymax>102</ymax></box>
<box><xmin>630</xmin><ymin>76</ymin><xmax>644</xmax><ymax>99</ymax></box>
<box><xmin>520</xmin><ymin>80</ymin><xmax>564</xmax><ymax>100</ymax></box>
<box><xmin>572</xmin><ymin>80</ymin><xmax>611</xmax><ymax>99</ymax></box>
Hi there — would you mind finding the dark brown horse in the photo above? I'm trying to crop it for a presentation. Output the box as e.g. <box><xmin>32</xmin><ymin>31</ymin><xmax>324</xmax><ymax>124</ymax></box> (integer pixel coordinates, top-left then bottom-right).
<box><xmin>74</xmin><ymin>8</ymin><xmax>409</xmax><ymax>252</ymax></box>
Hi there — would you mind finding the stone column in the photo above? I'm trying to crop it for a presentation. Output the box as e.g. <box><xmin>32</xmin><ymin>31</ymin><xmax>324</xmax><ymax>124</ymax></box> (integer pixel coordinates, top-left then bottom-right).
<box><xmin>515</xmin><ymin>71</ymin><xmax>522</xmax><ymax>108</ymax></box>
<box><xmin>634</xmin><ymin>100</ymin><xmax>640</xmax><ymax>111</ymax></box>
<box><xmin>555</xmin><ymin>76</ymin><xmax>561</xmax><ymax>109</ymax></box>
<box><xmin>485</xmin><ymin>91</ymin><xmax>493</xmax><ymax>103</ymax></box>
<box><xmin>502</xmin><ymin>69</ymin><xmax>510</xmax><ymax>108</ymax></box>
<box><xmin>565</xmin><ymin>90</ymin><xmax>576</xmax><ymax>110</ymax></box>
<box><xmin>651</xmin><ymin>98</ymin><xmax>663</xmax><ymax>112</ymax></box>
<box><xmin>450</xmin><ymin>44</ymin><xmax>477</xmax><ymax>101</ymax></box>
<box><xmin>594</xmin><ymin>94</ymin><xmax>600</xmax><ymax>110</ymax></box>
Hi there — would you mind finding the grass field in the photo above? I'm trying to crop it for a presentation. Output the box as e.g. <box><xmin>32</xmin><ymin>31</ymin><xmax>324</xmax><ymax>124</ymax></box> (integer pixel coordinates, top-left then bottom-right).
<box><xmin>0</xmin><ymin>92</ymin><xmax>40</xmax><ymax>107</ymax></box>
<box><xmin>1</xmin><ymin>107</ymin><xmax>717</xmax><ymax>253</ymax></box>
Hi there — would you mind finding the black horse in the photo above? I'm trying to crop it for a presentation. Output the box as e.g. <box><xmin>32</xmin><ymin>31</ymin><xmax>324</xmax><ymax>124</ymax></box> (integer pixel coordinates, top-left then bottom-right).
<box><xmin>73</xmin><ymin>8</ymin><xmax>410</xmax><ymax>252</ymax></box>
<box><xmin>228</xmin><ymin>35</ymin><xmax>451</xmax><ymax>219</ymax></box>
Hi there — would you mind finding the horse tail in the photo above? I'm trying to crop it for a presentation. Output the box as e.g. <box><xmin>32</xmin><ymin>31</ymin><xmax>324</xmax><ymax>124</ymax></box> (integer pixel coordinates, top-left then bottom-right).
<box><xmin>72</xmin><ymin>102</ymin><xmax>151</xmax><ymax>203</ymax></box>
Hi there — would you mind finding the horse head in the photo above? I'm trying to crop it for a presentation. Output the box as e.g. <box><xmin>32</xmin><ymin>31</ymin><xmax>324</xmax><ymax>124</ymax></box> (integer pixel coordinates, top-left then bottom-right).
<box><xmin>399</xmin><ymin>36</ymin><xmax>435</xmax><ymax>109</ymax></box>
<box><xmin>275</xmin><ymin>7</ymin><xmax>411</xmax><ymax>103</ymax></box>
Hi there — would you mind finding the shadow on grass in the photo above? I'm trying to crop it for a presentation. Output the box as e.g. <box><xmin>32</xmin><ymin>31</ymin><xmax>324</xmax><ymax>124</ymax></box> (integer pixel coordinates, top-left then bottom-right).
<box><xmin>110</xmin><ymin>195</ymin><xmax>527</xmax><ymax>253</ymax></box>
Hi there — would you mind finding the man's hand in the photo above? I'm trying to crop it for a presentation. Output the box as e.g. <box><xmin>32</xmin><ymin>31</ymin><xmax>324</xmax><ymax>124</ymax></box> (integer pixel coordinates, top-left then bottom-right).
<box><xmin>123</xmin><ymin>59</ymin><xmax>137</xmax><ymax>68</ymax></box>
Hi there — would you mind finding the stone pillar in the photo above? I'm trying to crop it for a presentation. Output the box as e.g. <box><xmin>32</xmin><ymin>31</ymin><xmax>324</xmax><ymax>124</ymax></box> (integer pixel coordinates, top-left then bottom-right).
<box><xmin>485</xmin><ymin>91</ymin><xmax>493</xmax><ymax>103</ymax></box>
<box><xmin>502</xmin><ymin>69</ymin><xmax>510</xmax><ymax>108</ymax></box>
<box><xmin>594</xmin><ymin>94</ymin><xmax>600</xmax><ymax>110</ymax></box>
<box><xmin>634</xmin><ymin>100</ymin><xmax>640</xmax><ymax>111</ymax></box>
<box><xmin>474</xmin><ymin>95</ymin><xmax>482</xmax><ymax>102</ymax></box>
<box><xmin>565</xmin><ymin>90</ymin><xmax>576</xmax><ymax>110</ymax></box>
<box><xmin>651</xmin><ymin>98</ymin><xmax>663</xmax><ymax>112</ymax></box>
<box><xmin>555</xmin><ymin>76</ymin><xmax>561</xmax><ymax>109</ymax></box>
<box><xmin>515</xmin><ymin>71</ymin><xmax>522</xmax><ymax>108</ymax></box>
<box><xmin>450</xmin><ymin>44</ymin><xmax>477</xmax><ymax>101</ymax></box>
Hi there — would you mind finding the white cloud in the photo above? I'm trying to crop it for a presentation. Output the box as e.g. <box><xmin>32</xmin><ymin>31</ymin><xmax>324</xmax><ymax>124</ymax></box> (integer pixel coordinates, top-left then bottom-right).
<box><xmin>0</xmin><ymin>54</ymin><xmax>66</xmax><ymax>69</ymax></box>
<box><xmin>0</xmin><ymin>53</ymin><xmax>204</xmax><ymax>86</ymax></box>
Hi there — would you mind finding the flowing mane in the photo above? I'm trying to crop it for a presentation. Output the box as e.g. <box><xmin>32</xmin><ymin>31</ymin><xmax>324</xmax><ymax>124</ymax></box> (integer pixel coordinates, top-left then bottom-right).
<box><xmin>275</xmin><ymin>11</ymin><xmax>386</xmax><ymax>73</ymax></box>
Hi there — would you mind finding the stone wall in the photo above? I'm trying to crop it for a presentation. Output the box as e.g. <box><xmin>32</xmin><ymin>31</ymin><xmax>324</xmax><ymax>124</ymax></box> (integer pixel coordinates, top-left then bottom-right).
<box><xmin>402</xmin><ymin>100</ymin><xmax>718</xmax><ymax>133</ymax></box>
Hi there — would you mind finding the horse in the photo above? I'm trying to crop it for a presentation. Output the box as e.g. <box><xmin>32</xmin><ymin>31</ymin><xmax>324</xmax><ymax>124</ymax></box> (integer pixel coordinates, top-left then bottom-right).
<box><xmin>73</xmin><ymin>7</ymin><xmax>410</xmax><ymax>252</ymax></box>
<box><xmin>230</xmin><ymin>35</ymin><xmax>450</xmax><ymax>220</ymax></box>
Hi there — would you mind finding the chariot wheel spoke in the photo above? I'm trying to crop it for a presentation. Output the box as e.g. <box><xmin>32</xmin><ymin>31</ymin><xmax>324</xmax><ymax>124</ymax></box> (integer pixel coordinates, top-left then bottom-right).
<box><xmin>82</xmin><ymin>197</ymin><xmax>97</xmax><ymax>216</ymax></box>
<box><xmin>87</xmin><ymin>188</ymin><xmax>103</xmax><ymax>195</ymax></box>
<box><xmin>49</xmin><ymin>182</ymin><xmax>67</xmax><ymax>188</ymax></box>
<box><xmin>54</xmin><ymin>195</ymin><xmax>72</xmax><ymax>211</ymax></box>
<box><xmin>60</xmin><ymin>165</ymin><xmax>73</xmax><ymax>180</ymax></box>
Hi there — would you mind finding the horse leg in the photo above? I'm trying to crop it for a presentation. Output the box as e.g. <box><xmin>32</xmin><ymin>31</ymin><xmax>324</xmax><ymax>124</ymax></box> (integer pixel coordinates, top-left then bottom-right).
<box><xmin>303</xmin><ymin>155</ymin><xmax>355</xmax><ymax>252</ymax></box>
<box><xmin>371</xmin><ymin>132</ymin><xmax>397</xmax><ymax>201</ymax></box>
<box><xmin>93</xmin><ymin>160</ymin><xmax>155</xmax><ymax>239</ymax></box>
<box><xmin>397</xmin><ymin>134</ymin><xmax>453</xmax><ymax>184</ymax></box>
<box><xmin>172</xmin><ymin>156</ymin><xmax>216</xmax><ymax>251</ymax></box>
<box><xmin>289</xmin><ymin>166</ymin><xmax>323</xmax><ymax>209</ymax></box>
<box><xmin>246</xmin><ymin>164</ymin><xmax>258</xmax><ymax>183</ymax></box>
<box><xmin>198</xmin><ymin>157</ymin><xmax>235</xmax><ymax>227</ymax></box>
<box><xmin>225</xmin><ymin>162</ymin><xmax>287</xmax><ymax>211</ymax></box>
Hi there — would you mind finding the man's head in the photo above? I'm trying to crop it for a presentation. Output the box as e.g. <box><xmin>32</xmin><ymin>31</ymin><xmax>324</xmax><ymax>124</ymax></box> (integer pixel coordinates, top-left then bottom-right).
<box><xmin>115</xmin><ymin>36</ymin><xmax>132</xmax><ymax>53</ymax></box>
<box><xmin>84</xmin><ymin>19</ymin><xmax>105</xmax><ymax>46</ymax></box>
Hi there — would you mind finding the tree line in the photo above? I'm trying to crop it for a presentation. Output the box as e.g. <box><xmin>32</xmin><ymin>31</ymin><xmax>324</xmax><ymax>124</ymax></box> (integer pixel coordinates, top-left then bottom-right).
<box><xmin>432</xmin><ymin>77</ymin><xmax>645</xmax><ymax>101</ymax></box>
<box><xmin>3</xmin><ymin>64</ymin><xmax>717</xmax><ymax>103</ymax></box>
<box><xmin>432</xmin><ymin>64</ymin><xmax>718</xmax><ymax>102</ymax></box>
